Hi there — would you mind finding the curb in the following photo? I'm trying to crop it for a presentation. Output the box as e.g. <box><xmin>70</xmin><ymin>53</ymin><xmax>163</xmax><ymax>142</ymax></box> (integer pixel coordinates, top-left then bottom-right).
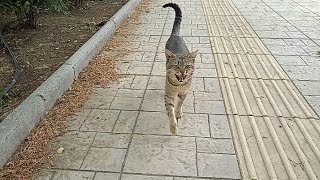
<box><xmin>0</xmin><ymin>0</ymin><xmax>142</xmax><ymax>168</ymax></box>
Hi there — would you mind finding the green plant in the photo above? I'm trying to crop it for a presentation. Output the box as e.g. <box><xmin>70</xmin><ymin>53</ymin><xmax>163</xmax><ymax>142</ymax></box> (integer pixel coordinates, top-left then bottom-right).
<box><xmin>0</xmin><ymin>0</ymin><xmax>68</xmax><ymax>28</ymax></box>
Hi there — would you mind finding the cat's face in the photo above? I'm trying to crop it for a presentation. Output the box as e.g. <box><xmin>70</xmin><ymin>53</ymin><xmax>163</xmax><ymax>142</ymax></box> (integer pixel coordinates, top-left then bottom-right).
<box><xmin>165</xmin><ymin>49</ymin><xmax>198</xmax><ymax>84</ymax></box>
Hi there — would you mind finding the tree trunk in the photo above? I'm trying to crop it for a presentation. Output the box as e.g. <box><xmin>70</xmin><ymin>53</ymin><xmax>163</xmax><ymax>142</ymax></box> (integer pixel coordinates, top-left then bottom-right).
<box><xmin>27</xmin><ymin>7</ymin><xmax>39</xmax><ymax>28</ymax></box>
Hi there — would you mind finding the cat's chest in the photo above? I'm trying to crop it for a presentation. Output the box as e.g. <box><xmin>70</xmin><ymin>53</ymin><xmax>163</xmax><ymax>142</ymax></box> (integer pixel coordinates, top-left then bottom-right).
<box><xmin>167</xmin><ymin>80</ymin><xmax>191</xmax><ymax>92</ymax></box>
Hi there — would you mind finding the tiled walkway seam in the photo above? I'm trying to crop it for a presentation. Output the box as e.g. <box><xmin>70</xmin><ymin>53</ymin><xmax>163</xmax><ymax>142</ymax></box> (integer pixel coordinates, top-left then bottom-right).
<box><xmin>202</xmin><ymin>0</ymin><xmax>320</xmax><ymax>179</ymax></box>
<box><xmin>118</xmin><ymin>4</ymin><xmax>168</xmax><ymax>179</ymax></box>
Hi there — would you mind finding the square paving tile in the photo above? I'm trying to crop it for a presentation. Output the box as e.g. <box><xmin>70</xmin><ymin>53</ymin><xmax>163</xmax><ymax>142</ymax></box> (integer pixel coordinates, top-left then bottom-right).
<box><xmin>92</xmin><ymin>133</ymin><xmax>130</xmax><ymax>148</ymax></box>
<box><xmin>51</xmin><ymin>131</ymin><xmax>95</xmax><ymax>169</ymax></box>
<box><xmin>83</xmin><ymin>89</ymin><xmax>116</xmax><ymax>109</ymax></box>
<box><xmin>178</xmin><ymin>113</ymin><xmax>210</xmax><ymax>137</ymax></box>
<box><xmin>196</xmin><ymin>138</ymin><xmax>235</xmax><ymax>154</ymax></box>
<box><xmin>147</xmin><ymin>76</ymin><xmax>165</xmax><ymax>90</ymax></box>
<box><xmin>80</xmin><ymin>110</ymin><xmax>120</xmax><ymax>132</ymax></box>
<box><xmin>116</xmin><ymin>89</ymin><xmax>145</xmax><ymax>98</ymax></box>
<box><xmin>131</xmin><ymin>75</ymin><xmax>149</xmax><ymax>90</ymax></box>
<box><xmin>67</xmin><ymin>114</ymin><xmax>88</xmax><ymax>131</ymax></box>
<box><xmin>141</xmin><ymin>90</ymin><xmax>165</xmax><ymax>112</ymax></box>
<box><xmin>110</xmin><ymin>97</ymin><xmax>142</xmax><ymax>110</ymax></box>
<box><xmin>194</xmin><ymin>91</ymin><xmax>222</xmax><ymax>101</ymax></box>
<box><xmin>190</xmin><ymin>78</ymin><xmax>205</xmax><ymax>91</ymax></box>
<box><xmin>135</xmin><ymin>111</ymin><xmax>170</xmax><ymax>135</ymax></box>
<box><xmin>81</xmin><ymin>147</ymin><xmax>126</xmax><ymax>172</ymax></box>
<box><xmin>197</xmin><ymin>153</ymin><xmax>240</xmax><ymax>179</ymax></box>
<box><xmin>209</xmin><ymin>115</ymin><xmax>232</xmax><ymax>138</ymax></box>
<box><xmin>124</xmin><ymin>135</ymin><xmax>197</xmax><ymax>176</ymax></box>
<box><xmin>195</xmin><ymin>100</ymin><xmax>226</xmax><ymax>114</ymax></box>
<box><xmin>113</xmin><ymin>111</ymin><xmax>139</xmax><ymax>133</ymax></box>
<box><xmin>204</xmin><ymin>78</ymin><xmax>220</xmax><ymax>92</ymax></box>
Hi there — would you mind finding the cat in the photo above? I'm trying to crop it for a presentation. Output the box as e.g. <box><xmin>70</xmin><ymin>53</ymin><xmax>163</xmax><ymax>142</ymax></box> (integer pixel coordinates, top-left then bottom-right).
<box><xmin>163</xmin><ymin>3</ymin><xmax>198</xmax><ymax>135</ymax></box>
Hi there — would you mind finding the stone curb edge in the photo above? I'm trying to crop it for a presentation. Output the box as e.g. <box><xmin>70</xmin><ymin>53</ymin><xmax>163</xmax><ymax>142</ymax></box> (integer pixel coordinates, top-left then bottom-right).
<box><xmin>0</xmin><ymin>0</ymin><xmax>142</xmax><ymax>168</ymax></box>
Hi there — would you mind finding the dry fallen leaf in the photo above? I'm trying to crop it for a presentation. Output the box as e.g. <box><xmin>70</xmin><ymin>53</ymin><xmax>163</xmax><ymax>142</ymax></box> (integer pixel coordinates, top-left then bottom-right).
<box><xmin>56</xmin><ymin>147</ymin><xmax>64</xmax><ymax>154</ymax></box>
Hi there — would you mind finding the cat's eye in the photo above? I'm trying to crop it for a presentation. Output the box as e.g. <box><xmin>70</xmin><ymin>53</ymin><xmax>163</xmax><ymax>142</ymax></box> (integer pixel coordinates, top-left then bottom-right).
<box><xmin>174</xmin><ymin>65</ymin><xmax>180</xmax><ymax>69</ymax></box>
<box><xmin>186</xmin><ymin>65</ymin><xmax>193</xmax><ymax>69</ymax></box>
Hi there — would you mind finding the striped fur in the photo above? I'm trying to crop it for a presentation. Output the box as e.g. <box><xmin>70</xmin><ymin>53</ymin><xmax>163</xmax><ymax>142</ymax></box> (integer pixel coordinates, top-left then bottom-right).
<box><xmin>163</xmin><ymin>3</ymin><xmax>198</xmax><ymax>135</ymax></box>
<box><xmin>163</xmin><ymin>3</ymin><xmax>182</xmax><ymax>35</ymax></box>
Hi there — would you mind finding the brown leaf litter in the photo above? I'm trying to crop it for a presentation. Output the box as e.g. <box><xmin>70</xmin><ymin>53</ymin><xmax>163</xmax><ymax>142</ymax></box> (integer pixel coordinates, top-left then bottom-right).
<box><xmin>0</xmin><ymin>1</ymin><xmax>151</xmax><ymax>179</ymax></box>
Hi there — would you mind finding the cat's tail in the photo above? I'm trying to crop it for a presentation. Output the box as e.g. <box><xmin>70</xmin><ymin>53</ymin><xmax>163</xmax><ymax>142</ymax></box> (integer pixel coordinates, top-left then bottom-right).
<box><xmin>163</xmin><ymin>3</ymin><xmax>182</xmax><ymax>36</ymax></box>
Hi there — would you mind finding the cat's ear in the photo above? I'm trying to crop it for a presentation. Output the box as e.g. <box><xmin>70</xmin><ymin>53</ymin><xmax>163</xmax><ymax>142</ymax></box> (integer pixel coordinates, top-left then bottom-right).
<box><xmin>165</xmin><ymin>49</ymin><xmax>176</xmax><ymax>60</ymax></box>
<box><xmin>189</xmin><ymin>50</ymin><xmax>198</xmax><ymax>62</ymax></box>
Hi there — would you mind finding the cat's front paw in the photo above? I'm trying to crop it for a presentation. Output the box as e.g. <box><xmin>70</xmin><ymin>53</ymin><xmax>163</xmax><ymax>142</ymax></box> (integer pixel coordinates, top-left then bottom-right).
<box><xmin>176</xmin><ymin>110</ymin><xmax>183</xmax><ymax>119</ymax></box>
<box><xmin>170</xmin><ymin>122</ymin><xmax>177</xmax><ymax>135</ymax></box>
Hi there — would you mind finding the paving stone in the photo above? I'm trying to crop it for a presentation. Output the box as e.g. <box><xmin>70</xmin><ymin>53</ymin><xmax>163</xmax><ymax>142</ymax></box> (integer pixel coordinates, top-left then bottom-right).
<box><xmin>204</xmin><ymin>78</ymin><xmax>220</xmax><ymax>92</ymax></box>
<box><xmin>190</xmin><ymin>78</ymin><xmax>205</xmax><ymax>91</ymax></box>
<box><xmin>141</xmin><ymin>90</ymin><xmax>165</xmax><ymax>112</ymax></box>
<box><xmin>115</xmin><ymin>75</ymin><xmax>135</xmax><ymax>89</ymax></box>
<box><xmin>152</xmin><ymin>62</ymin><xmax>166</xmax><ymax>76</ymax></box>
<box><xmin>274</xmin><ymin>56</ymin><xmax>307</xmax><ymax>66</ymax></box>
<box><xmin>81</xmin><ymin>147</ymin><xmax>126</xmax><ymax>172</ymax></box>
<box><xmin>52</xmin><ymin>170</ymin><xmax>95</xmax><ymax>180</ymax></box>
<box><xmin>195</xmin><ymin>62</ymin><xmax>215</xmax><ymax>69</ymax></box>
<box><xmin>183</xmin><ymin>37</ymin><xmax>200</xmax><ymax>44</ymax></box>
<box><xmin>83</xmin><ymin>88</ymin><xmax>116</xmax><ymax>109</ymax></box>
<box><xmin>194</xmin><ymin>69</ymin><xmax>217</xmax><ymax>78</ymax></box>
<box><xmin>194</xmin><ymin>91</ymin><xmax>222</xmax><ymax>101</ymax></box>
<box><xmin>127</xmin><ymin>66</ymin><xmax>152</xmax><ymax>75</ymax></box>
<box><xmin>124</xmin><ymin>135</ymin><xmax>197</xmax><ymax>176</ymax></box>
<box><xmin>209</xmin><ymin>115</ymin><xmax>232</xmax><ymax>138</ymax></box>
<box><xmin>81</xmin><ymin>110</ymin><xmax>120</xmax><ymax>132</ymax></box>
<box><xmin>196</xmin><ymin>138</ymin><xmax>235</xmax><ymax>154</ymax></box>
<box><xmin>92</xmin><ymin>133</ymin><xmax>130</xmax><ymax>148</ymax></box>
<box><xmin>197</xmin><ymin>153</ymin><xmax>240</xmax><ymax>179</ymax></box>
<box><xmin>261</xmin><ymin>39</ymin><xmax>287</xmax><ymax>46</ymax></box>
<box><xmin>200</xmin><ymin>37</ymin><xmax>210</xmax><ymax>44</ymax></box>
<box><xmin>131</xmin><ymin>75</ymin><xmax>149</xmax><ymax>89</ymax></box>
<box><xmin>305</xmin><ymin>96</ymin><xmax>320</xmax><ymax>115</ymax></box>
<box><xmin>147</xmin><ymin>76</ymin><xmax>165</xmax><ymax>90</ymax></box>
<box><xmin>123</xmin><ymin>52</ymin><xmax>144</xmax><ymax>61</ymax></box>
<box><xmin>178</xmin><ymin>113</ymin><xmax>210</xmax><ymax>137</ymax></box>
<box><xmin>52</xmin><ymin>131</ymin><xmax>95</xmax><ymax>169</ymax></box>
<box><xmin>300</xmin><ymin>56</ymin><xmax>320</xmax><ymax>66</ymax></box>
<box><xmin>135</xmin><ymin>111</ymin><xmax>170</xmax><ymax>135</ymax></box>
<box><xmin>110</xmin><ymin>97</ymin><xmax>142</xmax><ymax>110</ymax></box>
<box><xmin>195</xmin><ymin>100</ymin><xmax>226</xmax><ymax>114</ymax></box>
<box><xmin>266</xmin><ymin>45</ymin><xmax>308</xmax><ymax>56</ymax></box>
<box><xmin>121</xmin><ymin>174</ymin><xmax>173</xmax><ymax>180</ymax></box>
<box><xmin>94</xmin><ymin>173</ymin><xmax>120</xmax><ymax>180</ymax></box>
<box><xmin>294</xmin><ymin>80</ymin><xmax>320</xmax><ymax>96</ymax></box>
<box><xmin>142</xmin><ymin>52</ymin><xmax>157</xmax><ymax>61</ymax></box>
<box><xmin>282</xmin><ymin>66</ymin><xmax>320</xmax><ymax>81</ymax></box>
<box><xmin>116</xmin><ymin>89</ymin><xmax>145</xmax><ymax>98</ymax></box>
<box><xmin>67</xmin><ymin>114</ymin><xmax>88</xmax><ymax>131</ymax></box>
<box><xmin>184</xmin><ymin>92</ymin><xmax>195</xmax><ymax>113</ymax></box>
<box><xmin>113</xmin><ymin>111</ymin><xmax>139</xmax><ymax>133</ymax></box>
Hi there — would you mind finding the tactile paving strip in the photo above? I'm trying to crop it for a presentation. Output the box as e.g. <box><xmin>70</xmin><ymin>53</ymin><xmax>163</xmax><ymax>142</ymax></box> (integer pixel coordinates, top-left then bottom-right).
<box><xmin>202</xmin><ymin>0</ymin><xmax>320</xmax><ymax>179</ymax></box>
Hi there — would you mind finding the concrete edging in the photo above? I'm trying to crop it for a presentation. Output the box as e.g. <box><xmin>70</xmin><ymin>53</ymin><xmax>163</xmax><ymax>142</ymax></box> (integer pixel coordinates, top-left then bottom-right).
<box><xmin>0</xmin><ymin>0</ymin><xmax>142</xmax><ymax>168</ymax></box>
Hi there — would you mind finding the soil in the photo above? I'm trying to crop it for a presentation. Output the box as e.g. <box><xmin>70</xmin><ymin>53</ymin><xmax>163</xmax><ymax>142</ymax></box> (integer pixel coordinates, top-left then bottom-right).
<box><xmin>0</xmin><ymin>0</ymin><xmax>128</xmax><ymax>121</ymax></box>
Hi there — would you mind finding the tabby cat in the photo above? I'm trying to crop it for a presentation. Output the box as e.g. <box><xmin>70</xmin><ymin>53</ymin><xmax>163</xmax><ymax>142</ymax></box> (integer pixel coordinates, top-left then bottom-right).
<box><xmin>163</xmin><ymin>3</ymin><xmax>198</xmax><ymax>135</ymax></box>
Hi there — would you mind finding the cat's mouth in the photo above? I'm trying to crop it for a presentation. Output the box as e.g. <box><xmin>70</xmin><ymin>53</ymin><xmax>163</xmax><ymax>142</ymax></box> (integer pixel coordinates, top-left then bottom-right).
<box><xmin>175</xmin><ymin>74</ymin><xmax>187</xmax><ymax>82</ymax></box>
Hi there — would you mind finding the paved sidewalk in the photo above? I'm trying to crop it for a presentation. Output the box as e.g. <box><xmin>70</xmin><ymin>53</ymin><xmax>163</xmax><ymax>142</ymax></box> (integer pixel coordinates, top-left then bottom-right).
<box><xmin>35</xmin><ymin>0</ymin><xmax>240</xmax><ymax>179</ymax></box>
<box><xmin>233</xmin><ymin>0</ymin><xmax>320</xmax><ymax>117</ymax></box>
<box><xmin>35</xmin><ymin>0</ymin><xmax>320</xmax><ymax>179</ymax></box>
